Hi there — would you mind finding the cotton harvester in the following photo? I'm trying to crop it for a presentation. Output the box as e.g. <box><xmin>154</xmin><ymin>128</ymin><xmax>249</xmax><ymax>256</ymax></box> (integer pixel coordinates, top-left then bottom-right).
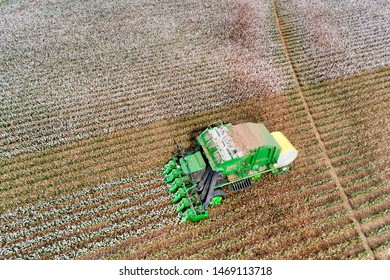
<box><xmin>163</xmin><ymin>122</ymin><xmax>298</xmax><ymax>223</ymax></box>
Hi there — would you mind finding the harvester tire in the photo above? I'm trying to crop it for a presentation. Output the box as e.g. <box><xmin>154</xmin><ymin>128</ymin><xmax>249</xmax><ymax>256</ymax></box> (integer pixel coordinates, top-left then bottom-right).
<box><xmin>212</xmin><ymin>188</ymin><xmax>226</xmax><ymax>200</ymax></box>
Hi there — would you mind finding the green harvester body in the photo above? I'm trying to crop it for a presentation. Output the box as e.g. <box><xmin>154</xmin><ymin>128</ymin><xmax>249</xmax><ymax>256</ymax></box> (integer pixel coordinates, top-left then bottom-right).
<box><xmin>163</xmin><ymin>122</ymin><xmax>297</xmax><ymax>223</ymax></box>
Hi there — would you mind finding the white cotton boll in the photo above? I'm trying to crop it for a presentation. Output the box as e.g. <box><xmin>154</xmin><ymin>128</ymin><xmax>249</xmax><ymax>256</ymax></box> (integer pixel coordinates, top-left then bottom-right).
<box><xmin>0</xmin><ymin>170</ymin><xmax>173</xmax><ymax>259</ymax></box>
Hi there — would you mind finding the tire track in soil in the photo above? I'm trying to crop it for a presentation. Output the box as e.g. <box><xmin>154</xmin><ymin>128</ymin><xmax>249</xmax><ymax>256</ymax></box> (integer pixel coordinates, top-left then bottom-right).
<box><xmin>273</xmin><ymin>0</ymin><xmax>376</xmax><ymax>260</ymax></box>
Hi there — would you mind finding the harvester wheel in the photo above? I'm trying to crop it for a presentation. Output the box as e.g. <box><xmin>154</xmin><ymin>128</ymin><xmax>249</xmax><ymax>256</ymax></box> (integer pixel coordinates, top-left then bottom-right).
<box><xmin>277</xmin><ymin>166</ymin><xmax>290</xmax><ymax>174</ymax></box>
<box><xmin>213</xmin><ymin>188</ymin><xmax>226</xmax><ymax>199</ymax></box>
<box><xmin>210</xmin><ymin>189</ymin><xmax>226</xmax><ymax>207</ymax></box>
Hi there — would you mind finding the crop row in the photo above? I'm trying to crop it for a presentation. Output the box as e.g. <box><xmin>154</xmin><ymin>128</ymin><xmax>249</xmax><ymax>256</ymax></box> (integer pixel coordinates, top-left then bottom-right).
<box><xmin>0</xmin><ymin>170</ymin><xmax>176</xmax><ymax>259</ymax></box>
<box><xmin>0</xmin><ymin>107</ymin><xmax>237</xmax><ymax>205</ymax></box>
<box><xmin>278</xmin><ymin>0</ymin><xmax>390</xmax><ymax>84</ymax></box>
<box><xmin>1</xmin><ymin>82</ymin><xmax>230</xmax><ymax>159</ymax></box>
<box><xmin>1</xmin><ymin>75</ymin><xmax>230</xmax><ymax>157</ymax></box>
<box><xmin>1</xmin><ymin>57</ymin><xmax>226</xmax><ymax>121</ymax></box>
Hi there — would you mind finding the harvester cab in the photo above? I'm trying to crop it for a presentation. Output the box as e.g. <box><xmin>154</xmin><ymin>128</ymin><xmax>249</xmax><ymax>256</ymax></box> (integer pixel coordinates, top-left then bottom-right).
<box><xmin>163</xmin><ymin>122</ymin><xmax>298</xmax><ymax>223</ymax></box>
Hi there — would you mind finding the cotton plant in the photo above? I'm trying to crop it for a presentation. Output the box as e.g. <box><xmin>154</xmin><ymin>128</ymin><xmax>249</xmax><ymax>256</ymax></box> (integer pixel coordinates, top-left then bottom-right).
<box><xmin>0</xmin><ymin>170</ymin><xmax>174</xmax><ymax>259</ymax></box>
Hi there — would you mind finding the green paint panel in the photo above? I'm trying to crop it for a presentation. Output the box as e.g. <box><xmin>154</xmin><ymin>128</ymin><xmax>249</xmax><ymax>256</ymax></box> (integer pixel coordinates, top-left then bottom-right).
<box><xmin>197</xmin><ymin>122</ymin><xmax>281</xmax><ymax>175</ymax></box>
<box><xmin>164</xmin><ymin>122</ymin><xmax>296</xmax><ymax>223</ymax></box>
<box><xmin>180</xmin><ymin>151</ymin><xmax>206</xmax><ymax>174</ymax></box>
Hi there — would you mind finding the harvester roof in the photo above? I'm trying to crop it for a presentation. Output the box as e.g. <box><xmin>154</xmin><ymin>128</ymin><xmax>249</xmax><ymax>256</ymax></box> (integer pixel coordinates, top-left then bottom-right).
<box><xmin>228</xmin><ymin>123</ymin><xmax>278</xmax><ymax>155</ymax></box>
<box><xmin>197</xmin><ymin>122</ymin><xmax>280</xmax><ymax>169</ymax></box>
